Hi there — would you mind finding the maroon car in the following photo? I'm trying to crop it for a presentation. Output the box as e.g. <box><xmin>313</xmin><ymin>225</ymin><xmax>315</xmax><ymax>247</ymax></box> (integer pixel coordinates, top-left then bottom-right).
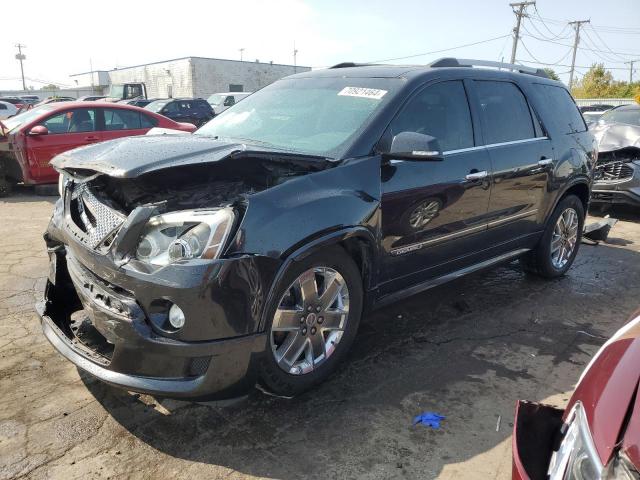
<box><xmin>513</xmin><ymin>310</ymin><xmax>640</xmax><ymax>479</ymax></box>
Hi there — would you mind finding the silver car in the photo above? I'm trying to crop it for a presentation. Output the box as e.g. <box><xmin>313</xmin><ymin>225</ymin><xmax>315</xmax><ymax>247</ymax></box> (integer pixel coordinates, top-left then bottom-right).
<box><xmin>590</xmin><ymin>105</ymin><xmax>640</xmax><ymax>208</ymax></box>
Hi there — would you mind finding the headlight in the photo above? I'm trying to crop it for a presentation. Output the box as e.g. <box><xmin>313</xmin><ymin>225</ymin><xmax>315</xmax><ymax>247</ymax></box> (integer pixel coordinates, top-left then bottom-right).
<box><xmin>57</xmin><ymin>173</ymin><xmax>67</xmax><ymax>197</ymax></box>
<box><xmin>135</xmin><ymin>208</ymin><xmax>234</xmax><ymax>266</ymax></box>
<box><xmin>548</xmin><ymin>402</ymin><xmax>602</xmax><ymax>480</ymax></box>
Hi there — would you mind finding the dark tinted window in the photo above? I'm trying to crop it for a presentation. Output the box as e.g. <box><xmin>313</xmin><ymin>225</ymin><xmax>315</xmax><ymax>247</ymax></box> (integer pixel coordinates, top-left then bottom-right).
<box><xmin>389</xmin><ymin>80</ymin><xmax>474</xmax><ymax>152</ymax></box>
<box><xmin>163</xmin><ymin>102</ymin><xmax>179</xmax><ymax>114</ymax></box>
<box><xmin>140</xmin><ymin>113</ymin><xmax>157</xmax><ymax>128</ymax></box>
<box><xmin>178</xmin><ymin>101</ymin><xmax>194</xmax><ymax>111</ymax></box>
<box><xmin>475</xmin><ymin>81</ymin><xmax>535</xmax><ymax>144</ymax></box>
<box><xmin>533</xmin><ymin>84</ymin><xmax>586</xmax><ymax>134</ymax></box>
<box><xmin>0</xmin><ymin>104</ymin><xmax>6</xmax><ymax>111</ymax></box>
<box><xmin>103</xmin><ymin>108</ymin><xmax>143</xmax><ymax>130</ymax></box>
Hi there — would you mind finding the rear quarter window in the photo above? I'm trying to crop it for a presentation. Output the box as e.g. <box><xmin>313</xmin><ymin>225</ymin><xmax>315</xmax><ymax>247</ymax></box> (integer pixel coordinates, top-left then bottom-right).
<box><xmin>532</xmin><ymin>84</ymin><xmax>586</xmax><ymax>135</ymax></box>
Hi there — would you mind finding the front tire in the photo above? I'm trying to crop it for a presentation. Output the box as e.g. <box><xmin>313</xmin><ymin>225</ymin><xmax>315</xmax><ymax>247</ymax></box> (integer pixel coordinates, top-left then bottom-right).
<box><xmin>259</xmin><ymin>246</ymin><xmax>363</xmax><ymax>397</ymax></box>
<box><xmin>521</xmin><ymin>194</ymin><xmax>584</xmax><ymax>278</ymax></box>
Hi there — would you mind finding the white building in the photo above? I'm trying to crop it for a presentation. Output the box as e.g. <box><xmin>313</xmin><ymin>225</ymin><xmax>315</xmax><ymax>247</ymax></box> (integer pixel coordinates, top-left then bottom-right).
<box><xmin>70</xmin><ymin>56</ymin><xmax>310</xmax><ymax>99</ymax></box>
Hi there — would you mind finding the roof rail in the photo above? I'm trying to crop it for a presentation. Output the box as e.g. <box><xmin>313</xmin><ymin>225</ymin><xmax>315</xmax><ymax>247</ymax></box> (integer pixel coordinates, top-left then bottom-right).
<box><xmin>329</xmin><ymin>62</ymin><xmax>377</xmax><ymax>69</ymax></box>
<box><xmin>428</xmin><ymin>57</ymin><xmax>549</xmax><ymax>78</ymax></box>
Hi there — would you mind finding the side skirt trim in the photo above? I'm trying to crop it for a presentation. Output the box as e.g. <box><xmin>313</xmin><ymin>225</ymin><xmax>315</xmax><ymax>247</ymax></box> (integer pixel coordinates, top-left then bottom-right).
<box><xmin>374</xmin><ymin>248</ymin><xmax>530</xmax><ymax>309</ymax></box>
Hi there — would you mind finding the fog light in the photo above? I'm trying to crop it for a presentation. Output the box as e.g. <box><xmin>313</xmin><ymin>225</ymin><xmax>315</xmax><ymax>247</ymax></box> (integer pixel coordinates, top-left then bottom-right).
<box><xmin>168</xmin><ymin>304</ymin><xmax>185</xmax><ymax>329</ymax></box>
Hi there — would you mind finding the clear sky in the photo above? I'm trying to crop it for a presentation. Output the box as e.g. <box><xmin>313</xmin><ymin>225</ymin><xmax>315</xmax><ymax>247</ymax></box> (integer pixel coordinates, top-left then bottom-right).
<box><xmin>1</xmin><ymin>0</ymin><xmax>639</xmax><ymax>91</ymax></box>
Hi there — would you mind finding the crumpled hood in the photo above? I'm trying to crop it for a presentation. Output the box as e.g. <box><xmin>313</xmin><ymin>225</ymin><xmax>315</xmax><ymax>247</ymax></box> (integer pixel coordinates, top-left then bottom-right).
<box><xmin>51</xmin><ymin>135</ymin><xmax>266</xmax><ymax>178</ymax></box>
<box><xmin>567</xmin><ymin>312</ymin><xmax>640</xmax><ymax>466</ymax></box>
<box><xmin>590</xmin><ymin>123</ymin><xmax>640</xmax><ymax>153</ymax></box>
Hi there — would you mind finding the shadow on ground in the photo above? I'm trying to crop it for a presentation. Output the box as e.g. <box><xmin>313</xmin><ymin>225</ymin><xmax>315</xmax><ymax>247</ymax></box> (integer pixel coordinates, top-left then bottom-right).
<box><xmin>80</xmin><ymin>238</ymin><xmax>640</xmax><ymax>479</ymax></box>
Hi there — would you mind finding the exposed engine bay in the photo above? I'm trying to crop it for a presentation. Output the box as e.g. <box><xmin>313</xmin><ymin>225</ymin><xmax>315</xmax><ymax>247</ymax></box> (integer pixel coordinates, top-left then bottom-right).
<box><xmin>64</xmin><ymin>155</ymin><xmax>333</xmax><ymax>214</ymax></box>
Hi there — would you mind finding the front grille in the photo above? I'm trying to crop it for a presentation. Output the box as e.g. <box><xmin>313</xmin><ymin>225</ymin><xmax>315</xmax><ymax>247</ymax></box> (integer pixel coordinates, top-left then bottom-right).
<box><xmin>68</xmin><ymin>183</ymin><xmax>126</xmax><ymax>251</ymax></box>
<box><xmin>594</xmin><ymin>160</ymin><xmax>634</xmax><ymax>182</ymax></box>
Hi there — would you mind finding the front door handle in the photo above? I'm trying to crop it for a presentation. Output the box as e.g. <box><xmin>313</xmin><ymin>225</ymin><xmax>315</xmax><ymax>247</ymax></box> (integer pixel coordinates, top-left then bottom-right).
<box><xmin>84</xmin><ymin>136</ymin><xmax>99</xmax><ymax>141</ymax></box>
<box><xmin>465</xmin><ymin>170</ymin><xmax>488</xmax><ymax>181</ymax></box>
<box><xmin>538</xmin><ymin>158</ymin><xmax>554</xmax><ymax>166</ymax></box>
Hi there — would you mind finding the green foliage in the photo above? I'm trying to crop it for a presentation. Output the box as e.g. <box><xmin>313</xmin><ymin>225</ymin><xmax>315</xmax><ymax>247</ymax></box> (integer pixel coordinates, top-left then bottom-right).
<box><xmin>543</xmin><ymin>68</ymin><xmax>560</xmax><ymax>81</ymax></box>
<box><xmin>571</xmin><ymin>63</ymin><xmax>640</xmax><ymax>99</ymax></box>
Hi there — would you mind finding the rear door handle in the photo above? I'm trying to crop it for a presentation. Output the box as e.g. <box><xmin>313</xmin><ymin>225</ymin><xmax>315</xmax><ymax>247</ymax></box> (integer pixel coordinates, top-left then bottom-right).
<box><xmin>465</xmin><ymin>170</ymin><xmax>488</xmax><ymax>180</ymax></box>
<box><xmin>538</xmin><ymin>158</ymin><xmax>554</xmax><ymax>166</ymax></box>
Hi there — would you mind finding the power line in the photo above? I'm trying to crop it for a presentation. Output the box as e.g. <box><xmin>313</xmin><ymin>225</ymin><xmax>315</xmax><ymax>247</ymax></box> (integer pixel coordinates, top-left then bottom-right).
<box><xmin>520</xmin><ymin>34</ymin><xmax>640</xmax><ymax>57</ymax></box>
<box><xmin>515</xmin><ymin>59</ymin><xmax>629</xmax><ymax>71</ymax></box>
<box><xmin>366</xmin><ymin>34</ymin><xmax>512</xmax><ymax>63</ymax></box>
<box><xmin>586</xmin><ymin>25</ymin><xmax>631</xmax><ymax>62</ymax></box>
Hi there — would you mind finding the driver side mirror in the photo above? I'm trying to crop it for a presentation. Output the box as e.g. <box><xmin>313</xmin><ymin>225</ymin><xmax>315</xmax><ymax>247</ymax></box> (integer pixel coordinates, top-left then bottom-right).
<box><xmin>28</xmin><ymin>125</ymin><xmax>49</xmax><ymax>136</ymax></box>
<box><xmin>381</xmin><ymin>132</ymin><xmax>444</xmax><ymax>161</ymax></box>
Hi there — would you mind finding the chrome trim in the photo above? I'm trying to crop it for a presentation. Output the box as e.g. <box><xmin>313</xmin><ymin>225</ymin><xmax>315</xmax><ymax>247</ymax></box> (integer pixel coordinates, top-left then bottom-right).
<box><xmin>538</xmin><ymin>158</ymin><xmax>554</xmax><ymax>166</ymax></box>
<box><xmin>443</xmin><ymin>137</ymin><xmax>549</xmax><ymax>155</ymax></box>
<box><xmin>390</xmin><ymin>224</ymin><xmax>487</xmax><ymax>256</ymax></box>
<box><xmin>465</xmin><ymin>170</ymin><xmax>488</xmax><ymax>180</ymax></box>
<box><xmin>487</xmin><ymin>209</ymin><xmax>538</xmax><ymax>228</ymax></box>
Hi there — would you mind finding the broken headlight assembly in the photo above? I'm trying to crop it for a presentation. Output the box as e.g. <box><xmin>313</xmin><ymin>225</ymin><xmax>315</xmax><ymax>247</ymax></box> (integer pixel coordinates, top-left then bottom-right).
<box><xmin>135</xmin><ymin>208</ymin><xmax>235</xmax><ymax>266</ymax></box>
<box><xmin>548</xmin><ymin>401</ymin><xmax>638</xmax><ymax>480</ymax></box>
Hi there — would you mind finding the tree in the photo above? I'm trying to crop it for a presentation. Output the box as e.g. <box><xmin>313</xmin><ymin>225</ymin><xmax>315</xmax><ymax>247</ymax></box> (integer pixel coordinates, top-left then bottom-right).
<box><xmin>40</xmin><ymin>84</ymin><xmax>59</xmax><ymax>91</ymax></box>
<box><xmin>572</xmin><ymin>63</ymin><xmax>640</xmax><ymax>98</ymax></box>
<box><xmin>543</xmin><ymin>68</ymin><xmax>560</xmax><ymax>81</ymax></box>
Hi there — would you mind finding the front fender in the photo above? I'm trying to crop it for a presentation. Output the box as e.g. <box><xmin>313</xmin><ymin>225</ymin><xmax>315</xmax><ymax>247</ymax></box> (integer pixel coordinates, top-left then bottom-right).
<box><xmin>227</xmin><ymin>156</ymin><xmax>381</xmax><ymax>259</ymax></box>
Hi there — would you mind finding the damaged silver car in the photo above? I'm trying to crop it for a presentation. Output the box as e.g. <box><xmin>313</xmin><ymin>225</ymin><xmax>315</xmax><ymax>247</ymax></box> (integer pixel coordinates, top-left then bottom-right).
<box><xmin>590</xmin><ymin>104</ymin><xmax>640</xmax><ymax>207</ymax></box>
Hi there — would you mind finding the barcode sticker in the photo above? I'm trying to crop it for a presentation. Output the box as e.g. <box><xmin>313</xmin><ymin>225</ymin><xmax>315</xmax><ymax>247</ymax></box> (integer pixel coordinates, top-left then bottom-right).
<box><xmin>338</xmin><ymin>87</ymin><xmax>387</xmax><ymax>100</ymax></box>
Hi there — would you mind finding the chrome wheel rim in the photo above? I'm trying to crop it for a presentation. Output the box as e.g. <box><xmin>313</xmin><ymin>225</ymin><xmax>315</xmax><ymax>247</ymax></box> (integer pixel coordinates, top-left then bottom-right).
<box><xmin>409</xmin><ymin>200</ymin><xmax>441</xmax><ymax>229</ymax></box>
<box><xmin>551</xmin><ymin>207</ymin><xmax>579</xmax><ymax>269</ymax></box>
<box><xmin>270</xmin><ymin>267</ymin><xmax>349</xmax><ymax>375</ymax></box>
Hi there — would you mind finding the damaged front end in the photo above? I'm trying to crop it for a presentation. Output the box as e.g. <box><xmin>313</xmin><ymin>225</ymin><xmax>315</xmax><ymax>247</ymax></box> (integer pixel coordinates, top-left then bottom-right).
<box><xmin>591</xmin><ymin>123</ymin><xmax>640</xmax><ymax>207</ymax></box>
<box><xmin>39</xmin><ymin>135</ymin><xmax>336</xmax><ymax>400</ymax></box>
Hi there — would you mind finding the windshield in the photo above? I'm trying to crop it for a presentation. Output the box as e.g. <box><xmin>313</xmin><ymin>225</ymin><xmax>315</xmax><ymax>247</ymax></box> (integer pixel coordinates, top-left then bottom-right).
<box><xmin>207</xmin><ymin>94</ymin><xmax>225</xmax><ymax>106</ymax></box>
<box><xmin>3</xmin><ymin>104</ymin><xmax>57</xmax><ymax>132</ymax></box>
<box><xmin>145</xmin><ymin>100</ymin><xmax>170</xmax><ymax>113</ymax></box>
<box><xmin>108</xmin><ymin>85</ymin><xmax>124</xmax><ymax>99</ymax></box>
<box><xmin>600</xmin><ymin>107</ymin><xmax>640</xmax><ymax>127</ymax></box>
<box><xmin>196</xmin><ymin>77</ymin><xmax>399</xmax><ymax>157</ymax></box>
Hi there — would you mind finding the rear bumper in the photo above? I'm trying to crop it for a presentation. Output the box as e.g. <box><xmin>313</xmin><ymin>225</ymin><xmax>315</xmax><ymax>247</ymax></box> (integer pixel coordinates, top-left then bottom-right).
<box><xmin>512</xmin><ymin>400</ymin><xmax>564</xmax><ymax>480</ymax></box>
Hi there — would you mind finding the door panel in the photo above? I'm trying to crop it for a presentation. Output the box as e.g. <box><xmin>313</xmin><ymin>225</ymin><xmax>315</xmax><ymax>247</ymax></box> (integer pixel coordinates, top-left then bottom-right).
<box><xmin>378</xmin><ymin>80</ymin><xmax>493</xmax><ymax>293</ymax></box>
<box><xmin>27</xmin><ymin>108</ymin><xmax>101</xmax><ymax>182</ymax></box>
<box><xmin>471</xmin><ymin>79</ymin><xmax>551</xmax><ymax>244</ymax></box>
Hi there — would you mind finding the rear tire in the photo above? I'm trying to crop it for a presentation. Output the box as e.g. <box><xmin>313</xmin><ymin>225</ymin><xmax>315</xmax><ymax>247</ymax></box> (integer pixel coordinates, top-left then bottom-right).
<box><xmin>258</xmin><ymin>246</ymin><xmax>363</xmax><ymax>397</ymax></box>
<box><xmin>520</xmin><ymin>194</ymin><xmax>584</xmax><ymax>278</ymax></box>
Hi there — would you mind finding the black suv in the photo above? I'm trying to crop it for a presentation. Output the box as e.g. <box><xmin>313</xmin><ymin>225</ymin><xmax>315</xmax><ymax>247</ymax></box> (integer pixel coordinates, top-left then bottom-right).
<box><xmin>145</xmin><ymin>98</ymin><xmax>215</xmax><ymax>127</ymax></box>
<box><xmin>40</xmin><ymin>58</ymin><xmax>596</xmax><ymax>400</ymax></box>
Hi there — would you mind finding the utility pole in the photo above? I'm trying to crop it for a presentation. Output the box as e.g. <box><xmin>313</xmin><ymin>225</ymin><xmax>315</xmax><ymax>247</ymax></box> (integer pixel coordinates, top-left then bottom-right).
<box><xmin>509</xmin><ymin>2</ymin><xmax>535</xmax><ymax>64</ymax></box>
<box><xmin>568</xmin><ymin>20</ymin><xmax>590</xmax><ymax>90</ymax></box>
<box><xmin>239</xmin><ymin>48</ymin><xmax>245</xmax><ymax>61</ymax></box>
<box><xmin>15</xmin><ymin>44</ymin><xmax>27</xmax><ymax>91</ymax></box>
<box><xmin>624</xmin><ymin>59</ymin><xmax>639</xmax><ymax>83</ymax></box>
<box><xmin>293</xmin><ymin>41</ymin><xmax>298</xmax><ymax>73</ymax></box>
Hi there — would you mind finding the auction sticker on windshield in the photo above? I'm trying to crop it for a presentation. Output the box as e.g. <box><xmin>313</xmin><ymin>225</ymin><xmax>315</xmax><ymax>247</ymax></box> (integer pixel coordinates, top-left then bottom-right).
<box><xmin>338</xmin><ymin>87</ymin><xmax>388</xmax><ymax>100</ymax></box>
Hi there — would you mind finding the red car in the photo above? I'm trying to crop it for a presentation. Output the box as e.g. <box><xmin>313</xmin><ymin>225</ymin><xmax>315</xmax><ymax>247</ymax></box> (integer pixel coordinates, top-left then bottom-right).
<box><xmin>0</xmin><ymin>102</ymin><xmax>196</xmax><ymax>196</ymax></box>
<box><xmin>513</xmin><ymin>310</ymin><xmax>640</xmax><ymax>479</ymax></box>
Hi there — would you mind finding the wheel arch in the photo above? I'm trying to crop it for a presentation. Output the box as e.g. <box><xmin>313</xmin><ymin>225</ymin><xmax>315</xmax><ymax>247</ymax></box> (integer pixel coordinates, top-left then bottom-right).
<box><xmin>258</xmin><ymin>226</ymin><xmax>378</xmax><ymax>331</ymax></box>
<box><xmin>547</xmin><ymin>177</ymin><xmax>590</xmax><ymax>224</ymax></box>
<box><xmin>0</xmin><ymin>152</ymin><xmax>24</xmax><ymax>183</ymax></box>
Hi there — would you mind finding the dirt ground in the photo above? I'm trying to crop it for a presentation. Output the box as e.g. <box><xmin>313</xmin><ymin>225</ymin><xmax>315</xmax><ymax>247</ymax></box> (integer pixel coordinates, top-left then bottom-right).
<box><xmin>1</xmin><ymin>189</ymin><xmax>639</xmax><ymax>480</ymax></box>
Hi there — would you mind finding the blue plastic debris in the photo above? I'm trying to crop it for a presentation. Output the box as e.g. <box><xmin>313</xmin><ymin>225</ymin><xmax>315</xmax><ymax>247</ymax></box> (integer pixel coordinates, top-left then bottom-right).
<box><xmin>413</xmin><ymin>412</ymin><xmax>445</xmax><ymax>429</ymax></box>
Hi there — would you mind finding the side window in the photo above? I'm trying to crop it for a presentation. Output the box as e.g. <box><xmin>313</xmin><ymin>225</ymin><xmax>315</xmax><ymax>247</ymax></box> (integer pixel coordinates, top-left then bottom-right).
<box><xmin>41</xmin><ymin>109</ymin><xmax>96</xmax><ymax>134</ymax></box>
<box><xmin>179</xmin><ymin>101</ymin><xmax>193</xmax><ymax>111</ymax></box>
<box><xmin>163</xmin><ymin>102</ymin><xmax>179</xmax><ymax>114</ymax></box>
<box><xmin>103</xmin><ymin>108</ymin><xmax>143</xmax><ymax>130</ymax></box>
<box><xmin>475</xmin><ymin>81</ymin><xmax>535</xmax><ymax>144</ymax></box>
<box><xmin>0</xmin><ymin>104</ymin><xmax>6</xmax><ymax>111</ymax></box>
<box><xmin>223</xmin><ymin>96</ymin><xmax>236</xmax><ymax>107</ymax></box>
<box><xmin>389</xmin><ymin>80</ymin><xmax>474</xmax><ymax>152</ymax></box>
<box><xmin>140</xmin><ymin>114</ymin><xmax>157</xmax><ymax>128</ymax></box>
<box><xmin>532</xmin><ymin>84</ymin><xmax>586</xmax><ymax>134</ymax></box>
